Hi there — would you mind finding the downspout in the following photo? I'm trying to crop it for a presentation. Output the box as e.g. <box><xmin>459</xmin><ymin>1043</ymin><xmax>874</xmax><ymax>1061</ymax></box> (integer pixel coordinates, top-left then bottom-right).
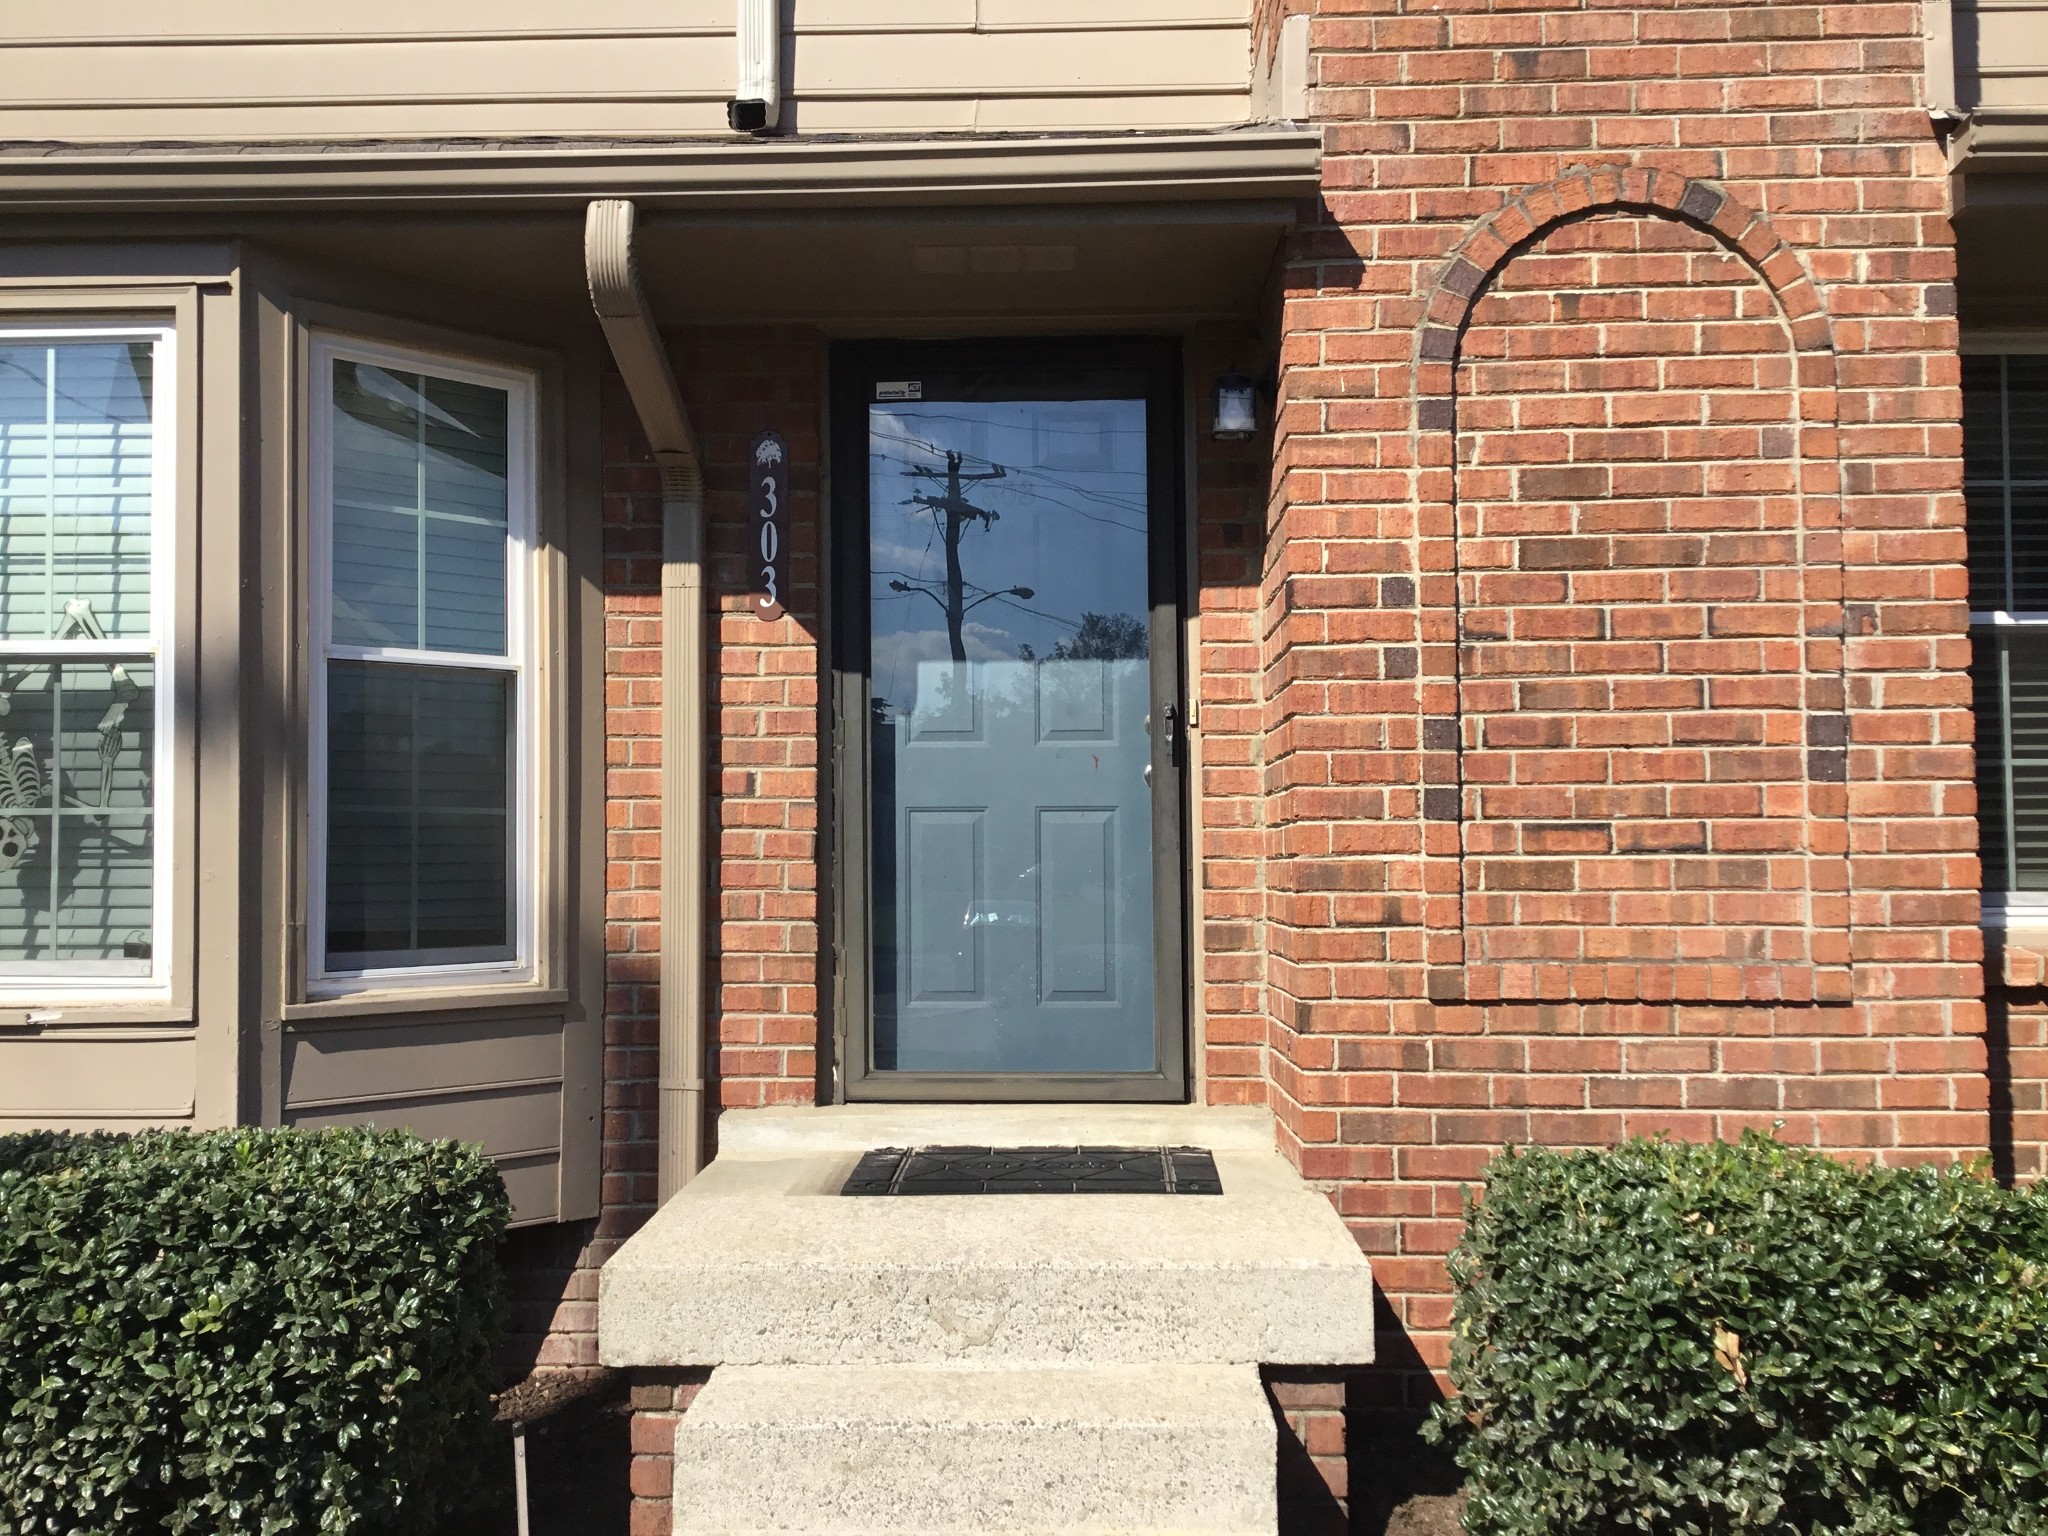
<box><xmin>584</xmin><ymin>199</ymin><xmax>708</xmax><ymax>1202</ymax></box>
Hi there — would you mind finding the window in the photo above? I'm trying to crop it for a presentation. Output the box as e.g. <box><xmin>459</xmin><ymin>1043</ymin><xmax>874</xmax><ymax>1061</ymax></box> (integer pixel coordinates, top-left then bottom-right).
<box><xmin>0</xmin><ymin>325</ymin><xmax>173</xmax><ymax>990</ymax></box>
<box><xmin>1967</xmin><ymin>351</ymin><xmax>2048</xmax><ymax>920</ymax></box>
<box><xmin>308</xmin><ymin>338</ymin><xmax>536</xmax><ymax>988</ymax></box>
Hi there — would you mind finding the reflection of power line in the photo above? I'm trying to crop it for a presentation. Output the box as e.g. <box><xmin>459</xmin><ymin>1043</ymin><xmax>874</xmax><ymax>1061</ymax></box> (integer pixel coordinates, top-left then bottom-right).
<box><xmin>875</xmin><ymin>566</ymin><xmax>994</xmax><ymax>593</ymax></box>
<box><xmin>984</xmin><ymin>594</ymin><xmax>1084</xmax><ymax>633</ymax></box>
<box><xmin>994</xmin><ymin>484</ymin><xmax>1146</xmax><ymax>536</ymax></box>
<box><xmin>875</xmin><ymin>444</ymin><xmax>1147</xmax><ymax>532</ymax></box>
<box><xmin>876</xmin><ymin>434</ymin><xmax>1149</xmax><ymax>512</ymax></box>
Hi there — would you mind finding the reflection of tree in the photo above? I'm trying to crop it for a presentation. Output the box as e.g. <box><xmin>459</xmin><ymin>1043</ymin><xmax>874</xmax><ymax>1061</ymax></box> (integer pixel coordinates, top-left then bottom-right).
<box><xmin>1018</xmin><ymin>612</ymin><xmax>1147</xmax><ymax>663</ymax></box>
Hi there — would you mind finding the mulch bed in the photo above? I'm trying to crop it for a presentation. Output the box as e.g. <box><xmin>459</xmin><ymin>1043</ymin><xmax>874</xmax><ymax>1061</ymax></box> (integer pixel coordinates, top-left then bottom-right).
<box><xmin>436</xmin><ymin>1370</ymin><xmax>632</xmax><ymax>1535</ymax></box>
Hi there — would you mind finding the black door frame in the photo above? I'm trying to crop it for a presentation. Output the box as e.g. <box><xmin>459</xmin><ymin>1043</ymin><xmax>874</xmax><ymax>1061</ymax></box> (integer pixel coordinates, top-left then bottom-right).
<box><xmin>828</xmin><ymin>336</ymin><xmax>1190</xmax><ymax>1102</ymax></box>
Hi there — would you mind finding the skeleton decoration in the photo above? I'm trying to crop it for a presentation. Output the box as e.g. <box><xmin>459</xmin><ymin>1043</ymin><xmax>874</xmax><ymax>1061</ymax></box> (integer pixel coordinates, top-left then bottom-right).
<box><xmin>0</xmin><ymin>737</ymin><xmax>40</xmax><ymax>872</ymax></box>
<box><xmin>0</xmin><ymin>597</ymin><xmax>140</xmax><ymax>873</ymax></box>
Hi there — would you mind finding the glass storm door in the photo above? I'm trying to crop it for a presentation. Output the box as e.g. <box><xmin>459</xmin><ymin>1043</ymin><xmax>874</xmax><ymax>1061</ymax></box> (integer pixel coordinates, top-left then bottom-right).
<box><xmin>834</xmin><ymin>342</ymin><xmax>1186</xmax><ymax>1099</ymax></box>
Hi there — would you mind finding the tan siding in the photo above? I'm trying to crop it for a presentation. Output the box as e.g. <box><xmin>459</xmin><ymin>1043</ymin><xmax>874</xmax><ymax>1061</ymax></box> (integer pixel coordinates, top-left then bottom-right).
<box><xmin>0</xmin><ymin>1</ymin><xmax>1252</xmax><ymax>144</ymax></box>
<box><xmin>281</xmin><ymin>1014</ymin><xmax>568</xmax><ymax>1223</ymax></box>
<box><xmin>0</xmin><ymin>1033</ymin><xmax>198</xmax><ymax>1126</ymax></box>
<box><xmin>1958</xmin><ymin>1</ymin><xmax>2048</xmax><ymax>111</ymax></box>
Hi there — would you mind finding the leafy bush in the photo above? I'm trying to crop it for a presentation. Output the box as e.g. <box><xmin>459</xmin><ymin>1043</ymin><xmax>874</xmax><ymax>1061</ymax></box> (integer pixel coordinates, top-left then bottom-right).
<box><xmin>1428</xmin><ymin>1134</ymin><xmax>2048</xmax><ymax>1536</ymax></box>
<box><xmin>0</xmin><ymin>1127</ymin><xmax>509</xmax><ymax>1535</ymax></box>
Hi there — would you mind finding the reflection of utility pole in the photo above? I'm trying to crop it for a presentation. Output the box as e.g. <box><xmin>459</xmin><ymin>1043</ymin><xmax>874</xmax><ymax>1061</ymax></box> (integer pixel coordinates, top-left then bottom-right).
<box><xmin>903</xmin><ymin>451</ymin><xmax>1009</xmax><ymax>663</ymax></box>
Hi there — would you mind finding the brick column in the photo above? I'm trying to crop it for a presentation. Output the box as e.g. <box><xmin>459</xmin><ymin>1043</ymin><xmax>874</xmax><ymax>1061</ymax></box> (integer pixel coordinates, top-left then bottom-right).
<box><xmin>627</xmin><ymin>1367</ymin><xmax>711</xmax><ymax>1536</ymax></box>
<box><xmin>1268</xmin><ymin>1368</ymin><xmax>1352</xmax><ymax>1535</ymax></box>
<box><xmin>1263</xmin><ymin>0</ymin><xmax>1982</xmax><ymax>1407</ymax></box>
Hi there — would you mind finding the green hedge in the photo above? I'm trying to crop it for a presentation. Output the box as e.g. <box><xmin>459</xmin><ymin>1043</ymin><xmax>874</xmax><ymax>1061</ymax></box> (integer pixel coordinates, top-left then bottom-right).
<box><xmin>1428</xmin><ymin>1135</ymin><xmax>2048</xmax><ymax>1536</ymax></box>
<box><xmin>0</xmin><ymin>1127</ymin><xmax>509</xmax><ymax>1536</ymax></box>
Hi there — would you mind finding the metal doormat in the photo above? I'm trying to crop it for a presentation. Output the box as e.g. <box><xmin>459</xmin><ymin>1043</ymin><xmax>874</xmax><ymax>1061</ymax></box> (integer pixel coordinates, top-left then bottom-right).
<box><xmin>840</xmin><ymin>1146</ymin><xmax>1221</xmax><ymax>1196</ymax></box>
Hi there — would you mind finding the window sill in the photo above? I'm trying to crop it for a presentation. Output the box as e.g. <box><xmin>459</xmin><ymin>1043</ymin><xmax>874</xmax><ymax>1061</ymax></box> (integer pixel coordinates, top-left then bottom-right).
<box><xmin>1985</xmin><ymin>917</ymin><xmax>2048</xmax><ymax>989</ymax></box>
<box><xmin>1982</xmin><ymin>902</ymin><xmax>2048</xmax><ymax>929</ymax></box>
<box><xmin>282</xmin><ymin>984</ymin><xmax>570</xmax><ymax>1025</ymax></box>
<box><xmin>0</xmin><ymin>1004</ymin><xmax>193</xmax><ymax>1033</ymax></box>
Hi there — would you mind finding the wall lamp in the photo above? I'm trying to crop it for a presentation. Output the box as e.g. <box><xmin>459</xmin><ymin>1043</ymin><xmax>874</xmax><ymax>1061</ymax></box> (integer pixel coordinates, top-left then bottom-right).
<box><xmin>1212</xmin><ymin>370</ymin><xmax>1269</xmax><ymax>441</ymax></box>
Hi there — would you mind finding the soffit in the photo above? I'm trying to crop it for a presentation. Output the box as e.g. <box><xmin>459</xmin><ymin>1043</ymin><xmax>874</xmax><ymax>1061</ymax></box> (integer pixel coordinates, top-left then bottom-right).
<box><xmin>206</xmin><ymin>200</ymin><xmax>1293</xmax><ymax>330</ymax></box>
<box><xmin>1957</xmin><ymin>193</ymin><xmax>2048</xmax><ymax>328</ymax></box>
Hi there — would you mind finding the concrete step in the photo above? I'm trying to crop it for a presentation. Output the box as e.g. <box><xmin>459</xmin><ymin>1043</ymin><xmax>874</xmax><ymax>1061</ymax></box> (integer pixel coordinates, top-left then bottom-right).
<box><xmin>600</xmin><ymin>1106</ymin><xmax>1377</xmax><ymax>1368</ymax></box>
<box><xmin>670</xmin><ymin>1362</ymin><xmax>1278</xmax><ymax>1536</ymax></box>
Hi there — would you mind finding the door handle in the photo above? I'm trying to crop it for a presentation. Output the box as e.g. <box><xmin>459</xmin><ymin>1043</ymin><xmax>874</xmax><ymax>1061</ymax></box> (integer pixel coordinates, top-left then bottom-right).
<box><xmin>1160</xmin><ymin>703</ymin><xmax>1180</xmax><ymax>768</ymax></box>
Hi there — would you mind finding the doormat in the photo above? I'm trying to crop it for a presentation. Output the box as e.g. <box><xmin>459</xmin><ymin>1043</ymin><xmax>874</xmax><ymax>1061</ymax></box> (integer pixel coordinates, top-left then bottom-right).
<box><xmin>840</xmin><ymin>1146</ymin><xmax>1221</xmax><ymax>1196</ymax></box>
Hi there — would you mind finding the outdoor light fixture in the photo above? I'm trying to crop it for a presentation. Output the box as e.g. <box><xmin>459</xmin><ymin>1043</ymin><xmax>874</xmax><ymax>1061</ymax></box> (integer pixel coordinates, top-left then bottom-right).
<box><xmin>728</xmin><ymin>0</ymin><xmax>781</xmax><ymax>134</ymax></box>
<box><xmin>1212</xmin><ymin>371</ymin><xmax>1259</xmax><ymax>441</ymax></box>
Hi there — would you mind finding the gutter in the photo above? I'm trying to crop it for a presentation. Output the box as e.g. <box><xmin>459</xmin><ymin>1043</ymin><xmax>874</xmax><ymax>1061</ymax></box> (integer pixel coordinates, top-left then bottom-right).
<box><xmin>0</xmin><ymin>130</ymin><xmax>1324</xmax><ymax>213</ymax></box>
<box><xmin>584</xmin><ymin>198</ymin><xmax>708</xmax><ymax>1201</ymax></box>
<box><xmin>1949</xmin><ymin>112</ymin><xmax>2048</xmax><ymax>178</ymax></box>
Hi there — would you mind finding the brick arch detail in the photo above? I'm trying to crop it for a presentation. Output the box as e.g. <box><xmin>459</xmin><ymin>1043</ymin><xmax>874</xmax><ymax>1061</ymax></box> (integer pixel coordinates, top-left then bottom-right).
<box><xmin>1404</xmin><ymin>167</ymin><xmax>1851</xmax><ymax>1006</ymax></box>
<box><xmin>1413</xmin><ymin>167</ymin><xmax>1839</xmax><ymax>403</ymax></box>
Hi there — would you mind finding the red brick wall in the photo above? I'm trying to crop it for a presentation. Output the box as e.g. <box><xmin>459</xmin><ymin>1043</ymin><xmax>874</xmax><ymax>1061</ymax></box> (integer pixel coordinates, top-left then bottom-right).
<box><xmin>1193</xmin><ymin>326</ymin><xmax>1282</xmax><ymax>1103</ymax></box>
<box><xmin>505</xmin><ymin>329</ymin><xmax>827</xmax><ymax>1370</ymax></box>
<box><xmin>1262</xmin><ymin>0</ymin><xmax>1984</xmax><ymax>1404</ymax></box>
<box><xmin>2003</xmin><ymin>1002</ymin><xmax>2048</xmax><ymax>1183</ymax></box>
<box><xmin>1452</xmin><ymin>212</ymin><xmax>1848</xmax><ymax>1003</ymax></box>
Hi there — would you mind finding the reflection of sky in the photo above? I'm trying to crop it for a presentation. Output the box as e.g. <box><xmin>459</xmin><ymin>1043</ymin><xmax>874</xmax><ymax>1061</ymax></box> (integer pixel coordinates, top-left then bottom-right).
<box><xmin>869</xmin><ymin>400</ymin><xmax>1148</xmax><ymax>718</ymax></box>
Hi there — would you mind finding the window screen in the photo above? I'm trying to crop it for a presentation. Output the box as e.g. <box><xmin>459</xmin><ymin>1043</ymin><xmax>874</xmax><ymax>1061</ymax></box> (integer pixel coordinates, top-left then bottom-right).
<box><xmin>1967</xmin><ymin>354</ymin><xmax>2048</xmax><ymax>900</ymax></box>
<box><xmin>316</xmin><ymin>351</ymin><xmax>527</xmax><ymax>977</ymax></box>
<box><xmin>0</xmin><ymin>337</ymin><xmax>163</xmax><ymax>978</ymax></box>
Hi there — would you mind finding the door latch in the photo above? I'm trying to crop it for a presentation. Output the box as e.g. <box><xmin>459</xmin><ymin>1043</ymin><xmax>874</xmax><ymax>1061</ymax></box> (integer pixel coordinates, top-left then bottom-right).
<box><xmin>1161</xmin><ymin>702</ymin><xmax>1181</xmax><ymax>768</ymax></box>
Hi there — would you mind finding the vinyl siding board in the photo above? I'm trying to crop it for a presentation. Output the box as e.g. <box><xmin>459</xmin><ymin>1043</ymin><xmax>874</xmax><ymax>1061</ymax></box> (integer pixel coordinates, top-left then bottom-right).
<box><xmin>1959</xmin><ymin>2</ymin><xmax>2048</xmax><ymax>111</ymax></box>
<box><xmin>281</xmin><ymin>1013</ymin><xmax>567</xmax><ymax>1224</ymax></box>
<box><xmin>0</xmin><ymin>1032</ymin><xmax>198</xmax><ymax>1124</ymax></box>
<box><xmin>0</xmin><ymin>2</ymin><xmax>1253</xmax><ymax>143</ymax></box>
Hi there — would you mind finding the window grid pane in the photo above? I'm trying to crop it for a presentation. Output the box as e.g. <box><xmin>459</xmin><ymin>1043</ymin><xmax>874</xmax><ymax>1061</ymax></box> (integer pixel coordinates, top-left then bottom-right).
<box><xmin>1967</xmin><ymin>352</ymin><xmax>2048</xmax><ymax>898</ymax></box>
<box><xmin>0</xmin><ymin>335</ymin><xmax>159</xmax><ymax>980</ymax></box>
<box><xmin>319</xmin><ymin>349</ymin><xmax>524</xmax><ymax>979</ymax></box>
<box><xmin>324</xmin><ymin>660</ymin><xmax>512</xmax><ymax>969</ymax></box>
<box><xmin>329</xmin><ymin>360</ymin><xmax>509</xmax><ymax>657</ymax></box>
<box><xmin>0</xmin><ymin>343</ymin><xmax>155</xmax><ymax>646</ymax></box>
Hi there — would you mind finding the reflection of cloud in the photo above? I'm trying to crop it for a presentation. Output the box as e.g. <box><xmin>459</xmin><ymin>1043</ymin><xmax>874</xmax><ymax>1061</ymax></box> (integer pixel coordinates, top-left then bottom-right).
<box><xmin>872</xmin><ymin>536</ymin><xmax>942</xmax><ymax>581</ymax></box>
<box><xmin>870</xmin><ymin>407</ymin><xmax>990</xmax><ymax>468</ymax></box>
<box><xmin>871</xmin><ymin>621</ymin><xmax>1019</xmax><ymax>716</ymax></box>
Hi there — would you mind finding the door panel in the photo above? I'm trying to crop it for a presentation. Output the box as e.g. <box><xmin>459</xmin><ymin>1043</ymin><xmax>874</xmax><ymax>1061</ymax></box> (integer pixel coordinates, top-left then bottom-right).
<box><xmin>836</xmin><ymin>342</ymin><xmax>1185</xmax><ymax>1098</ymax></box>
<box><xmin>881</xmin><ymin>655</ymin><xmax>1154</xmax><ymax>1072</ymax></box>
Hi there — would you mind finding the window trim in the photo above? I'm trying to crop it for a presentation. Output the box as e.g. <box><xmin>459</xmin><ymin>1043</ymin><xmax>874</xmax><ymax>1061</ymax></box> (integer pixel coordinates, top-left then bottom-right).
<box><xmin>0</xmin><ymin>319</ymin><xmax>179</xmax><ymax>1002</ymax></box>
<box><xmin>304</xmin><ymin>333</ymin><xmax>539</xmax><ymax>996</ymax></box>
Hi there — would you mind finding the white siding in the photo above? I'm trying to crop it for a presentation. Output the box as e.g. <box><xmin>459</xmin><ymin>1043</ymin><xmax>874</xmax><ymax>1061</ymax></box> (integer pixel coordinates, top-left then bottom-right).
<box><xmin>0</xmin><ymin>1</ymin><xmax>1253</xmax><ymax>143</ymax></box>
<box><xmin>1958</xmin><ymin>1</ymin><xmax>2048</xmax><ymax>112</ymax></box>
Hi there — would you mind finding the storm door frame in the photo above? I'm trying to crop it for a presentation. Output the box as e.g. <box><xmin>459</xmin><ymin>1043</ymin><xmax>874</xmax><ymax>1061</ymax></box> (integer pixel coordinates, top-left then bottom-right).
<box><xmin>829</xmin><ymin>336</ymin><xmax>1190</xmax><ymax>1102</ymax></box>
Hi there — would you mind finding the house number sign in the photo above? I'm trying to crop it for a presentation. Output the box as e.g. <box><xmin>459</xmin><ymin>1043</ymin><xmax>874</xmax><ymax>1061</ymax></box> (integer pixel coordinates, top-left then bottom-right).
<box><xmin>751</xmin><ymin>430</ymin><xmax>789</xmax><ymax>622</ymax></box>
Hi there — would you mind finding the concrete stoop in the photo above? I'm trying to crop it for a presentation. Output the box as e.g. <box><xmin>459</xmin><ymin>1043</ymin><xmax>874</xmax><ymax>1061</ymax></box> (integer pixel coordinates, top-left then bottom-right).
<box><xmin>669</xmin><ymin>1362</ymin><xmax>1277</xmax><ymax>1535</ymax></box>
<box><xmin>600</xmin><ymin>1106</ymin><xmax>1376</xmax><ymax>1536</ymax></box>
